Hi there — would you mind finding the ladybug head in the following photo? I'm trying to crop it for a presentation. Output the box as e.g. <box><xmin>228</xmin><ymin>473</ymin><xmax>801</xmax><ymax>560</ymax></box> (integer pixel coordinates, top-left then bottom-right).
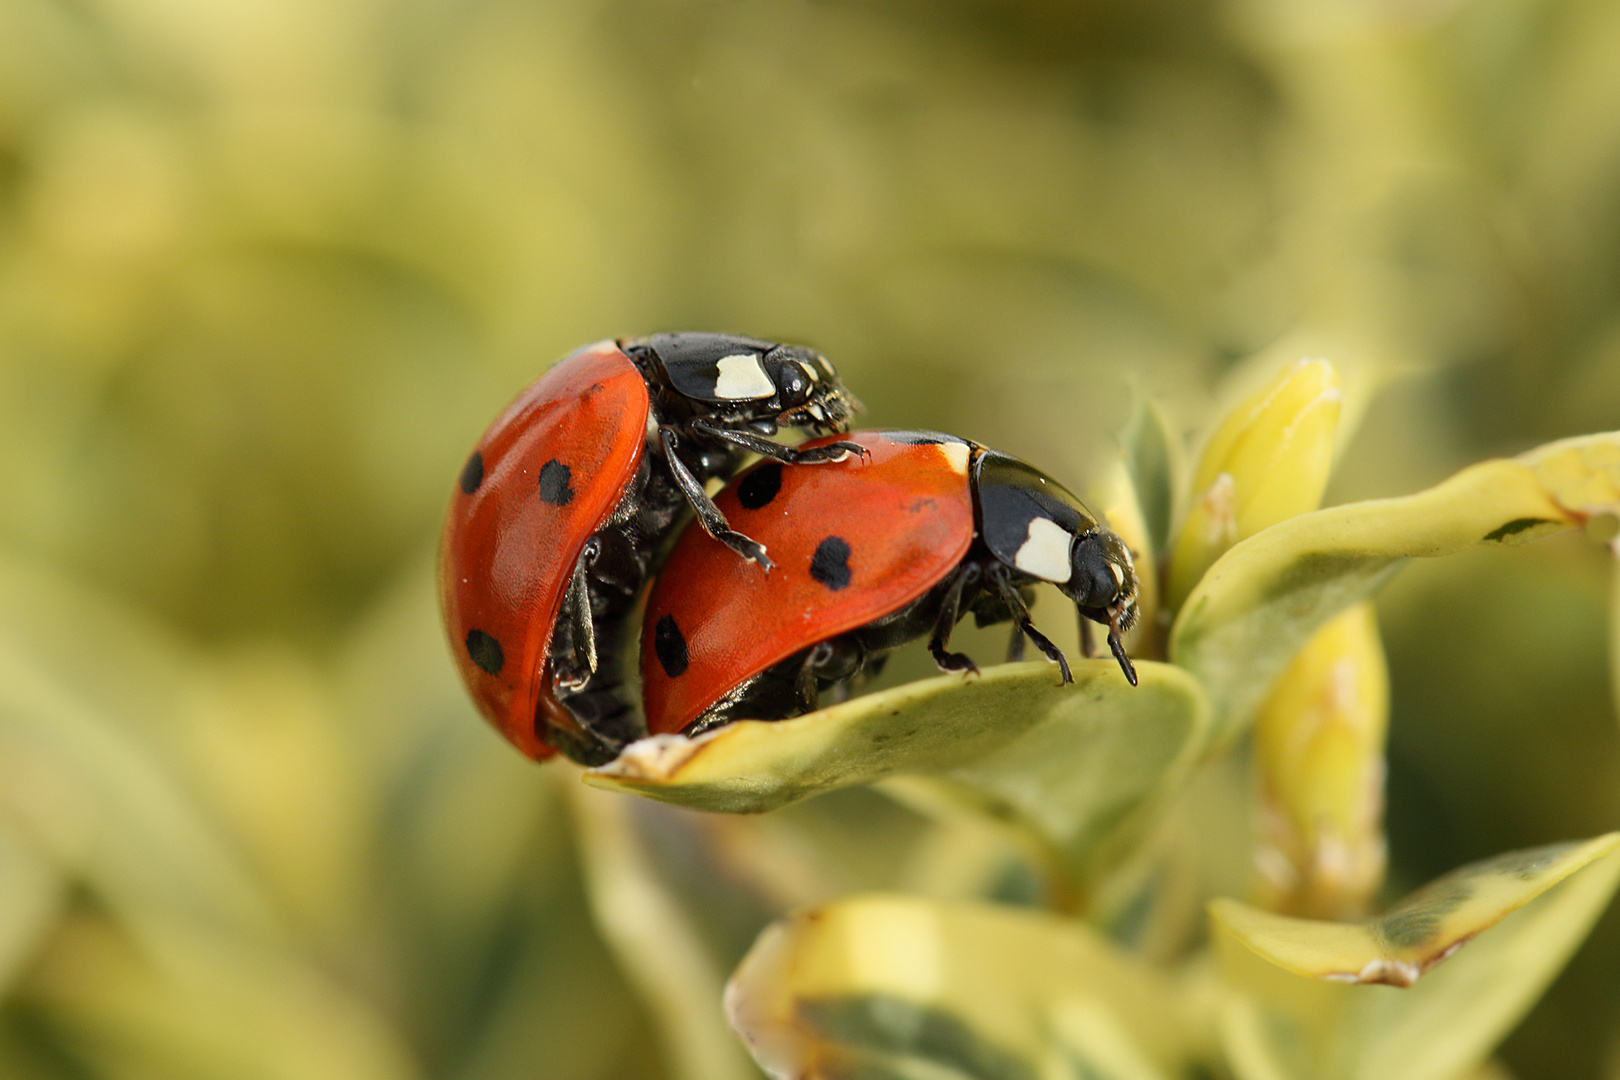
<box><xmin>1066</xmin><ymin>528</ymin><xmax>1140</xmax><ymax>638</ymax></box>
<box><xmin>763</xmin><ymin>344</ymin><xmax>860</xmax><ymax>435</ymax></box>
<box><xmin>626</xmin><ymin>332</ymin><xmax>859</xmax><ymax>434</ymax></box>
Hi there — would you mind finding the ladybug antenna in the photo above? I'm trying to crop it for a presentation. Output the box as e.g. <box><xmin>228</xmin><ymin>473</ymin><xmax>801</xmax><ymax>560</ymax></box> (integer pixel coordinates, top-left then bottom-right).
<box><xmin>1107</xmin><ymin>627</ymin><xmax>1138</xmax><ymax>687</ymax></box>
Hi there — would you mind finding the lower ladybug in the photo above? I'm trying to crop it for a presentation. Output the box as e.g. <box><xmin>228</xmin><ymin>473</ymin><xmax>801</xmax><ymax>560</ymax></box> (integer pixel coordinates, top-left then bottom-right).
<box><xmin>440</xmin><ymin>333</ymin><xmax>860</xmax><ymax>764</ymax></box>
<box><xmin>641</xmin><ymin>429</ymin><xmax>1140</xmax><ymax>737</ymax></box>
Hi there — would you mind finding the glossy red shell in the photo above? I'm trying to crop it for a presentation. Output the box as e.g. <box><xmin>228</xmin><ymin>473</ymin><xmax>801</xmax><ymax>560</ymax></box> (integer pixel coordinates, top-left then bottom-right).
<box><xmin>641</xmin><ymin>431</ymin><xmax>975</xmax><ymax>735</ymax></box>
<box><xmin>439</xmin><ymin>341</ymin><xmax>650</xmax><ymax>759</ymax></box>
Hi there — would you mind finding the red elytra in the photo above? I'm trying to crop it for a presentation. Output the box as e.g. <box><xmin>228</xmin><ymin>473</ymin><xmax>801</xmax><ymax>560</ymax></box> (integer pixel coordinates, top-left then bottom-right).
<box><xmin>640</xmin><ymin>430</ymin><xmax>975</xmax><ymax>735</ymax></box>
<box><xmin>439</xmin><ymin>341</ymin><xmax>648</xmax><ymax>760</ymax></box>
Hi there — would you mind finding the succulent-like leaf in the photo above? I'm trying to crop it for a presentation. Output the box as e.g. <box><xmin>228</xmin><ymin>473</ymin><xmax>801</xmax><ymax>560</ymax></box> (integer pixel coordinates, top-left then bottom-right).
<box><xmin>727</xmin><ymin>894</ymin><xmax>1186</xmax><ymax>1080</ymax></box>
<box><xmin>587</xmin><ymin>662</ymin><xmax>1208</xmax><ymax>886</ymax></box>
<box><xmin>1212</xmin><ymin>834</ymin><xmax>1620</xmax><ymax>1080</ymax></box>
<box><xmin>1172</xmin><ymin>432</ymin><xmax>1620</xmax><ymax>749</ymax></box>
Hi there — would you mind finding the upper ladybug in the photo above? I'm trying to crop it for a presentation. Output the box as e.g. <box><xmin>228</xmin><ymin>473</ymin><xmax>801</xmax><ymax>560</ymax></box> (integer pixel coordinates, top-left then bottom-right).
<box><xmin>439</xmin><ymin>333</ymin><xmax>860</xmax><ymax>764</ymax></box>
<box><xmin>640</xmin><ymin>430</ymin><xmax>1140</xmax><ymax>738</ymax></box>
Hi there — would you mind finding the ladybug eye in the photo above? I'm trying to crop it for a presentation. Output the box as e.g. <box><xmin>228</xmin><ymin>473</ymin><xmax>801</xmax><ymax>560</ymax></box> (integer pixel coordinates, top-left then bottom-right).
<box><xmin>776</xmin><ymin>368</ymin><xmax>811</xmax><ymax>407</ymax></box>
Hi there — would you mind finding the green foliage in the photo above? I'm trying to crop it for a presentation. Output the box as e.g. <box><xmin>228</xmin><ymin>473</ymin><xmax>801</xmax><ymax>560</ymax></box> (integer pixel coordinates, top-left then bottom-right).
<box><xmin>588</xmin><ymin>661</ymin><xmax>1207</xmax><ymax>889</ymax></box>
<box><xmin>5</xmin><ymin>0</ymin><xmax>1620</xmax><ymax>1078</ymax></box>
<box><xmin>1216</xmin><ymin>837</ymin><xmax>1620</xmax><ymax>1080</ymax></box>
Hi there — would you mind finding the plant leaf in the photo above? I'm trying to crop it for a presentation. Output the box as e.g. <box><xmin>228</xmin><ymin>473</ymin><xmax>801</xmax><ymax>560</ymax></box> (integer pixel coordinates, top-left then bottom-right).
<box><xmin>1212</xmin><ymin>834</ymin><xmax>1620</xmax><ymax>1080</ymax></box>
<box><xmin>0</xmin><ymin>822</ymin><xmax>63</xmax><ymax>995</ymax></box>
<box><xmin>1610</xmin><ymin>553</ymin><xmax>1620</xmax><ymax>727</ymax></box>
<box><xmin>1119</xmin><ymin>395</ymin><xmax>1180</xmax><ymax>556</ymax></box>
<box><xmin>1092</xmin><ymin>457</ymin><xmax>1162</xmax><ymax>661</ymax></box>
<box><xmin>26</xmin><ymin>914</ymin><xmax>419</xmax><ymax>1080</ymax></box>
<box><xmin>1170</xmin><ymin>431</ymin><xmax>1620</xmax><ymax>750</ymax></box>
<box><xmin>1167</xmin><ymin>358</ymin><xmax>1342</xmax><ymax>610</ymax></box>
<box><xmin>568</xmin><ymin>783</ymin><xmax>761</xmax><ymax>1080</ymax></box>
<box><xmin>587</xmin><ymin>661</ymin><xmax>1208</xmax><ymax>886</ymax></box>
<box><xmin>0</xmin><ymin>557</ymin><xmax>418</xmax><ymax>1080</ymax></box>
<box><xmin>727</xmin><ymin>894</ymin><xmax>1186</xmax><ymax>1080</ymax></box>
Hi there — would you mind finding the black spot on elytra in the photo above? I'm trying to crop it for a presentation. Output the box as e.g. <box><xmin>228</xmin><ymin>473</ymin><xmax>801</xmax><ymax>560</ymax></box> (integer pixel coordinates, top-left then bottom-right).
<box><xmin>459</xmin><ymin>451</ymin><xmax>484</xmax><ymax>494</ymax></box>
<box><xmin>810</xmin><ymin>536</ymin><xmax>852</xmax><ymax>590</ymax></box>
<box><xmin>465</xmin><ymin>629</ymin><xmax>504</xmax><ymax>675</ymax></box>
<box><xmin>1484</xmin><ymin>517</ymin><xmax>1554</xmax><ymax>542</ymax></box>
<box><xmin>738</xmin><ymin>463</ymin><xmax>783</xmax><ymax>509</ymax></box>
<box><xmin>538</xmin><ymin>459</ymin><xmax>575</xmax><ymax>505</ymax></box>
<box><xmin>654</xmin><ymin>614</ymin><xmax>689</xmax><ymax>678</ymax></box>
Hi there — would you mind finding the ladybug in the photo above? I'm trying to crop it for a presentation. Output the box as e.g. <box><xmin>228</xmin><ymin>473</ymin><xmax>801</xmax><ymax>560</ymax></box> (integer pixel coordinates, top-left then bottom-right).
<box><xmin>440</xmin><ymin>333</ymin><xmax>860</xmax><ymax>764</ymax></box>
<box><xmin>640</xmin><ymin>430</ymin><xmax>1141</xmax><ymax>737</ymax></box>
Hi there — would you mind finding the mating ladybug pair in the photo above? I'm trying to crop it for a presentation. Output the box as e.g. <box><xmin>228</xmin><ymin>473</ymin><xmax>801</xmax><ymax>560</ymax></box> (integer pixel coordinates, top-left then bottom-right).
<box><xmin>440</xmin><ymin>334</ymin><xmax>1139</xmax><ymax>766</ymax></box>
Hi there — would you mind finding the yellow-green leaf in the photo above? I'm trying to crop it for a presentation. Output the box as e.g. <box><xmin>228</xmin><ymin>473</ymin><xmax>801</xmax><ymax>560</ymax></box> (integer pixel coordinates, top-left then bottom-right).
<box><xmin>1093</xmin><ymin>457</ymin><xmax>1162</xmax><ymax>661</ymax></box>
<box><xmin>587</xmin><ymin>661</ymin><xmax>1208</xmax><ymax>886</ymax></box>
<box><xmin>1212</xmin><ymin>834</ymin><xmax>1620</xmax><ymax>1080</ymax></box>
<box><xmin>0</xmin><ymin>822</ymin><xmax>63</xmax><ymax>995</ymax></box>
<box><xmin>1610</xmin><ymin>553</ymin><xmax>1620</xmax><ymax>727</ymax></box>
<box><xmin>0</xmin><ymin>558</ymin><xmax>418</xmax><ymax>1080</ymax></box>
<box><xmin>1252</xmin><ymin>603</ymin><xmax>1388</xmax><ymax>919</ymax></box>
<box><xmin>1119</xmin><ymin>395</ymin><xmax>1180</xmax><ymax>556</ymax></box>
<box><xmin>1171</xmin><ymin>431</ymin><xmax>1620</xmax><ymax>750</ymax></box>
<box><xmin>1167</xmin><ymin>358</ymin><xmax>1342</xmax><ymax>609</ymax></box>
<box><xmin>24</xmin><ymin>915</ymin><xmax>419</xmax><ymax>1080</ymax></box>
<box><xmin>0</xmin><ymin>565</ymin><xmax>277</xmax><ymax>939</ymax></box>
<box><xmin>727</xmin><ymin>894</ymin><xmax>1186</xmax><ymax>1080</ymax></box>
<box><xmin>568</xmin><ymin>783</ymin><xmax>760</xmax><ymax>1080</ymax></box>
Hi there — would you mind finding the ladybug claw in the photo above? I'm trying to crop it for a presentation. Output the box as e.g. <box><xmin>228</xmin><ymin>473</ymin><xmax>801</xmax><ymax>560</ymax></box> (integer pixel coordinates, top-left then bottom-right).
<box><xmin>930</xmin><ymin>650</ymin><xmax>979</xmax><ymax>678</ymax></box>
<box><xmin>553</xmin><ymin>667</ymin><xmax>590</xmax><ymax>693</ymax></box>
<box><xmin>789</xmin><ymin>440</ymin><xmax>866</xmax><ymax>465</ymax></box>
<box><xmin>719</xmin><ymin>532</ymin><xmax>774</xmax><ymax>572</ymax></box>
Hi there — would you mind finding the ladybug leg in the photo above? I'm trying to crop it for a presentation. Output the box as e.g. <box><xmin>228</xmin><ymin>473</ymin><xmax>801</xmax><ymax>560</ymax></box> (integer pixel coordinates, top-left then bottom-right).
<box><xmin>782</xmin><ymin>440</ymin><xmax>869</xmax><ymax>464</ymax></box>
<box><xmin>1077</xmin><ymin>613</ymin><xmax>1098</xmax><ymax>658</ymax></box>
<box><xmin>553</xmin><ymin>540</ymin><xmax>600</xmax><ymax>692</ymax></box>
<box><xmin>990</xmin><ymin>565</ymin><xmax>1071</xmax><ymax>684</ymax></box>
<box><xmin>659</xmin><ymin>429</ymin><xmax>775</xmax><ymax>570</ymax></box>
<box><xmin>688</xmin><ymin>419</ymin><xmax>868</xmax><ymax>464</ymax></box>
<box><xmin>928</xmin><ymin>563</ymin><xmax>982</xmax><ymax>676</ymax></box>
<box><xmin>1005</xmin><ymin>624</ymin><xmax>1027</xmax><ymax>663</ymax></box>
<box><xmin>795</xmin><ymin>642</ymin><xmax>835</xmax><ymax>712</ymax></box>
<box><xmin>797</xmin><ymin>637</ymin><xmax>866</xmax><ymax>710</ymax></box>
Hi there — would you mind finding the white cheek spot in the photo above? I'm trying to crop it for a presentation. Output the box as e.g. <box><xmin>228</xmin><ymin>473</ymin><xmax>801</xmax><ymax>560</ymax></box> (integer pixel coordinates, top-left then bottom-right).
<box><xmin>1013</xmin><ymin>517</ymin><xmax>1073</xmax><ymax>583</ymax></box>
<box><xmin>806</xmin><ymin>403</ymin><xmax>826</xmax><ymax>421</ymax></box>
<box><xmin>937</xmin><ymin>441</ymin><xmax>970</xmax><ymax>475</ymax></box>
<box><xmin>714</xmin><ymin>354</ymin><xmax>775</xmax><ymax>400</ymax></box>
<box><xmin>800</xmin><ymin>360</ymin><xmax>819</xmax><ymax>383</ymax></box>
<box><xmin>1109</xmin><ymin>563</ymin><xmax>1124</xmax><ymax>590</ymax></box>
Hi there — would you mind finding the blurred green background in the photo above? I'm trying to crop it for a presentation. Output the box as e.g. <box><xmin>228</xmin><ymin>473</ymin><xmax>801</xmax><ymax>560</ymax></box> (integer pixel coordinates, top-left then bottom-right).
<box><xmin>1</xmin><ymin>0</ymin><xmax>1618</xmax><ymax>1077</ymax></box>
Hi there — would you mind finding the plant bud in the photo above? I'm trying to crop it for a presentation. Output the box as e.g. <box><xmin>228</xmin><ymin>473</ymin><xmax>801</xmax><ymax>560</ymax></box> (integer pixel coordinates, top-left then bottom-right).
<box><xmin>1252</xmin><ymin>603</ymin><xmax>1388</xmax><ymax>919</ymax></box>
<box><xmin>1167</xmin><ymin>358</ymin><xmax>1342</xmax><ymax>609</ymax></box>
